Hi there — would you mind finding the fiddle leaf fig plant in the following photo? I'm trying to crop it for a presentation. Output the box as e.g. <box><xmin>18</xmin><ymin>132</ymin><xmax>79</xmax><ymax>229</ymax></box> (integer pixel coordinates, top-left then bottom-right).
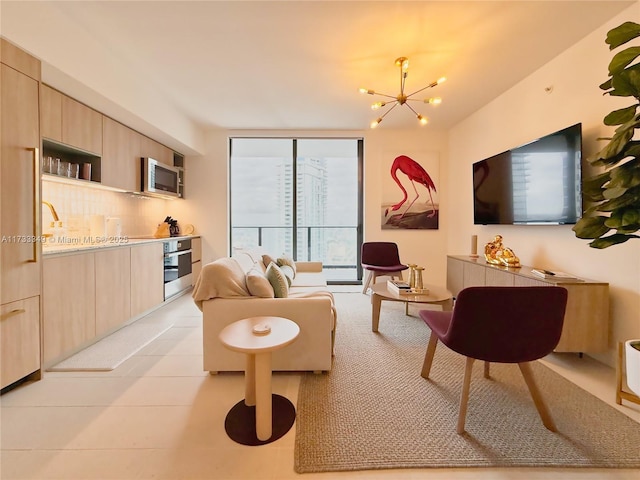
<box><xmin>573</xmin><ymin>21</ymin><xmax>640</xmax><ymax>248</ymax></box>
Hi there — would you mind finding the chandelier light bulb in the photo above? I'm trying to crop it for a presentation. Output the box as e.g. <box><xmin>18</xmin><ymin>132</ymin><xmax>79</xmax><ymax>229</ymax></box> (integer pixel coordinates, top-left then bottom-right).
<box><xmin>359</xmin><ymin>88</ymin><xmax>375</xmax><ymax>95</ymax></box>
<box><xmin>417</xmin><ymin>114</ymin><xmax>428</xmax><ymax>125</ymax></box>
<box><xmin>371</xmin><ymin>102</ymin><xmax>386</xmax><ymax>110</ymax></box>
<box><xmin>437</xmin><ymin>77</ymin><xmax>447</xmax><ymax>84</ymax></box>
<box><xmin>425</xmin><ymin>97</ymin><xmax>442</xmax><ymax>105</ymax></box>
<box><xmin>370</xmin><ymin>118</ymin><xmax>382</xmax><ymax>128</ymax></box>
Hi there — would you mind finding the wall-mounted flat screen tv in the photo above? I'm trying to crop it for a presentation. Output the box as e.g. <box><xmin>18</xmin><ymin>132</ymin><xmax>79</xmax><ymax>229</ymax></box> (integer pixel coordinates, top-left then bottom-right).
<box><xmin>473</xmin><ymin>123</ymin><xmax>582</xmax><ymax>225</ymax></box>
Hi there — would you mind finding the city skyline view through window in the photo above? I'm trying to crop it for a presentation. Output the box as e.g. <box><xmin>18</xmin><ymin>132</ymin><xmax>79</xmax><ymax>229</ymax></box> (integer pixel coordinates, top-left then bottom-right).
<box><xmin>230</xmin><ymin>138</ymin><xmax>363</xmax><ymax>282</ymax></box>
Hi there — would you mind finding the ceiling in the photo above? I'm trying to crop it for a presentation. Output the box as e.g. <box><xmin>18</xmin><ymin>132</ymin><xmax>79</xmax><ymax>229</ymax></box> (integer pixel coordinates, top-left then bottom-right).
<box><xmin>1</xmin><ymin>1</ymin><xmax>635</xmax><ymax>138</ymax></box>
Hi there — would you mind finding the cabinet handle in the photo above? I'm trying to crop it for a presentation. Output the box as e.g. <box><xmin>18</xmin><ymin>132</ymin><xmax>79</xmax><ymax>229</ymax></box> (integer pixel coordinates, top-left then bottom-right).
<box><xmin>1</xmin><ymin>308</ymin><xmax>26</xmax><ymax>320</ymax></box>
<box><xmin>28</xmin><ymin>147</ymin><xmax>40</xmax><ymax>263</ymax></box>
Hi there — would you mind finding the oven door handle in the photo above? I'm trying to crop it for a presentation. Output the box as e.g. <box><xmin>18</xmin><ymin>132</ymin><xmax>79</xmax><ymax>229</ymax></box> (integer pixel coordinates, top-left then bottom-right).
<box><xmin>164</xmin><ymin>250</ymin><xmax>192</xmax><ymax>259</ymax></box>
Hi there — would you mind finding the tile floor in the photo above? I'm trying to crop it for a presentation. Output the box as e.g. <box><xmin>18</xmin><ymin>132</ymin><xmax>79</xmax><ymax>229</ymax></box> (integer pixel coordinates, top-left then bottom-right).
<box><xmin>1</xmin><ymin>289</ymin><xmax>639</xmax><ymax>480</ymax></box>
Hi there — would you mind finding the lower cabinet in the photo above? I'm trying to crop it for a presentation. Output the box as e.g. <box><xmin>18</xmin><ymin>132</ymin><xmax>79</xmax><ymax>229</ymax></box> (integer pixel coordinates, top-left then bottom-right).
<box><xmin>446</xmin><ymin>256</ymin><xmax>609</xmax><ymax>353</ymax></box>
<box><xmin>43</xmin><ymin>252</ymin><xmax>96</xmax><ymax>364</ymax></box>
<box><xmin>131</xmin><ymin>243</ymin><xmax>164</xmax><ymax>318</ymax></box>
<box><xmin>1</xmin><ymin>296</ymin><xmax>41</xmax><ymax>389</ymax></box>
<box><xmin>42</xmin><ymin>241</ymin><xmax>177</xmax><ymax>365</ymax></box>
<box><xmin>95</xmin><ymin>248</ymin><xmax>131</xmax><ymax>336</ymax></box>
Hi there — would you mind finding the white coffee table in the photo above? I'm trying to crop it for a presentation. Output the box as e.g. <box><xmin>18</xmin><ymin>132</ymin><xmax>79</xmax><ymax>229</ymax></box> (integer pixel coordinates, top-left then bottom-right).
<box><xmin>219</xmin><ymin>316</ymin><xmax>300</xmax><ymax>444</ymax></box>
<box><xmin>371</xmin><ymin>282</ymin><xmax>453</xmax><ymax>332</ymax></box>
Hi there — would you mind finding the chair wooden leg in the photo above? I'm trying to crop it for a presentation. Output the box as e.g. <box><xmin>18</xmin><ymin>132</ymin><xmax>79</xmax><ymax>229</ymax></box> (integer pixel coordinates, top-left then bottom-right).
<box><xmin>484</xmin><ymin>361</ymin><xmax>490</xmax><ymax>379</ymax></box>
<box><xmin>457</xmin><ymin>357</ymin><xmax>475</xmax><ymax>434</ymax></box>
<box><xmin>518</xmin><ymin>362</ymin><xmax>557</xmax><ymax>432</ymax></box>
<box><xmin>362</xmin><ymin>271</ymin><xmax>373</xmax><ymax>294</ymax></box>
<box><xmin>616</xmin><ymin>341</ymin><xmax>624</xmax><ymax>405</ymax></box>
<box><xmin>421</xmin><ymin>334</ymin><xmax>439</xmax><ymax>379</ymax></box>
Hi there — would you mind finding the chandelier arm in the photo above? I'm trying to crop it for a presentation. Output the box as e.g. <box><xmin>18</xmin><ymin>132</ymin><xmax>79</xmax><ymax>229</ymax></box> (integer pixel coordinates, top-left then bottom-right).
<box><xmin>379</xmin><ymin>102</ymin><xmax>399</xmax><ymax>120</ymax></box>
<box><xmin>406</xmin><ymin>81</ymin><xmax>439</xmax><ymax>98</ymax></box>
<box><xmin>404</xmin><ymin>103</ymin><xmax>422</xmax><ymax>117</ymax></box>
<box><xmin>401</xmin><ymin>70</ymin><xmax>407</xmax><ymax>95</ymax></box>
<box><xmin>372</xmin><ymin>92</ymin><xmax>400</xmax><ymax>100</ymax></box>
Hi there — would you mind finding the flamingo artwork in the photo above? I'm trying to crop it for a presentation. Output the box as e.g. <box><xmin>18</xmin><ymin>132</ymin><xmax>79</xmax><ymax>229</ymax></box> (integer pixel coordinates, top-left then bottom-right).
<box><xmin>383</xmin><ymin>155</ymin><xmax>438</xmax><ymax>229</ymax></box>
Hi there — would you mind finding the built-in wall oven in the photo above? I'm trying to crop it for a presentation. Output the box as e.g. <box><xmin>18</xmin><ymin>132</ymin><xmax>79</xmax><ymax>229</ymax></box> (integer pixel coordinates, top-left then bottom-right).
<box><xmin>163</xmin><ymin>238</ymin><xmax>192</xmax><ymax>299</ymax></box>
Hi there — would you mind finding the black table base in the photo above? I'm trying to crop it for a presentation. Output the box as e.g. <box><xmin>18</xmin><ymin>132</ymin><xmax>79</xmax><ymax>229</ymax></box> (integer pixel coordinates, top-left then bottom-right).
<box><xmin>224</xmin><ymin>394</ymin><xmax>296</xmax><ymax>446</ymax></box>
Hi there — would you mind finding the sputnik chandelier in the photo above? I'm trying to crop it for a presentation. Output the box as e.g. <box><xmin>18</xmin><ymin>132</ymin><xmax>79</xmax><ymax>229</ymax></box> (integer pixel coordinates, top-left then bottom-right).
<box><xmin>359</xmin><ymin>56</ymin><xmax>446</xmax><ymax>128</ymax></box>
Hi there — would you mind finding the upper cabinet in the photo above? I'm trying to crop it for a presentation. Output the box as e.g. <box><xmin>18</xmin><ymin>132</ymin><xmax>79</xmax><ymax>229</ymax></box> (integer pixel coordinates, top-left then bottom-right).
<box><xmin>140</xmin><ymin>134</ymin><xmax>173</xmax><ymax>165</ymax></box>
<box><xmin>62</xmin><ymin>95</ymin><xmax>102</xmax><ymax>155</ymax></box>
<box><xmin>40</xmin><ymin>84</ymin><xmax>62</xmax><ymax>141</ymax></box>
<box><xmin>40</xmin><ymin>84</ymin><xmax>103</xmax><ymax>155</ymax></box>
<box><xmin>102</xmin><ymin>117</ymin><xmax>140</xmax><ymax>191</ymax></box>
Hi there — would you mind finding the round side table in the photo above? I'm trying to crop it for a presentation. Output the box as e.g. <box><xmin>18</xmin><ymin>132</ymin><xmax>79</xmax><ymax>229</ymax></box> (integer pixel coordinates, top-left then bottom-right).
<box><xmin>219</xmin><ymin>316</ymin><xmax>300</xmax><ymax>445</ymax></box>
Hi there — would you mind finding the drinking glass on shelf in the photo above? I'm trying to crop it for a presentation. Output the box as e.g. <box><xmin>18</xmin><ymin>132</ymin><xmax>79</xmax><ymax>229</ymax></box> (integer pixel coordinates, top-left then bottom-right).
<box><xmin>58</xmin><ymin>161</ymin><xmax>70</xmax><ymax>177</ymax></box>
<box><xmin>51</xmin><ymin>157</ymin><xmax>60</xmax><ymax>175</ymax></box>
<box><xmin>69</xmin><ymin>163</ymin><xmax>79</xmax><ymax>179</ymax></box>
<box><xmin>43</xmin><ymin>156</ymin><xmax>53</xmax><ymax>173</ymax></box>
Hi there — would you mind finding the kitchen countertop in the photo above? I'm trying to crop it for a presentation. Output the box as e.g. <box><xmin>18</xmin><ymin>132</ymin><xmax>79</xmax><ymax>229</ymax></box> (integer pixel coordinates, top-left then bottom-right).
<box><xmin>42</xmin><ymin>235</ymin><xmax>199</xmax><ymax>256</ymax></box>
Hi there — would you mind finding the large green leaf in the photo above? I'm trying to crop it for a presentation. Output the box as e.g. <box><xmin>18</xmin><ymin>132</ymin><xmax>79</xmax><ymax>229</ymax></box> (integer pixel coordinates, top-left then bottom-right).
<box><xmin>606</xmin><ymin>21</ymin><xmax>640</xmax><ymax>50</ymax></box>
<box><xmin>597</xmin><ymin>185</ymin><xmax>640</xmax><ymax>211</ymax></box>
<box><xmin>592</xmin><ymin>125</ymin><xmax>634</xmax><ymax>160</ymax></box>
<box><xmin>599</xmin><ymin>78</ymin><xmax>613</xmax><ymax>92</ymax></box>
<box><xmin>582</xmin><ymin>172</ymin><xmax>610</xmax><ymax>201</ymax></box>
<box><xmin>572</xmin><ymin>216</ymin><xmax>609</xmax><ymax>239</ymax></box>
<box><xmin>609</xmin><ymin>65</ymin><xmax>640</xmax><ymax>97</ymax></box>
<box><xmin>604</xmin><ymin>208</ymin><xmax>640</xmax><ymax>228</ymax></box>
<box><xmin>604</xmin><ymin>105</ymin><xmax>638</xmax><ymax>125</ymax></box>
<box><xmin>589</xmin><ymin>234</ymin><xmax>638</xmax><ymax>249</ymax></box>
<box><xmin>609</xmin><ymin>160</ymin><xmax>640</xmax><ymax>188</ymax></box>
<box><xmin>608</xmin><ymin>46</ymin><xmax>640</xmax><ymax>75</ymax></box>
<box><xmin>603</xmin><ymin>186</ymin><xmax>627</xmax><ymax>199</ymax></box>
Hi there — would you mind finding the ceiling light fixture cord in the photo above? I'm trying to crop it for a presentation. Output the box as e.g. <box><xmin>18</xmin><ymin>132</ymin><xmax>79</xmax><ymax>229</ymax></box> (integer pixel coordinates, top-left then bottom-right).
<box><xmin>359</xmin><ymin>57</ymin><xmax>446</xmax><ymax>128</ymax></box>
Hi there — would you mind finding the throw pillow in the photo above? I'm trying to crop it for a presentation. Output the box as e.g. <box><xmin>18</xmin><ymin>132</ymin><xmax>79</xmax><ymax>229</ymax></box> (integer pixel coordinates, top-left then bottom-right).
<box><xmin>265</xmin><ymin>262</ymin><xmax>289</xmax><ymax>298</ymax></box>
<box><xmin>277</xmin><ymin>255</ymin><xmax>297</xmax><ymax>276</ymax></box>
<box><xmin>279</xmin><ymin>264</ymin><xmax>295</xmax><ymax>287</ymax></box>
<box><xmin>246</xmin><ymin>265</ymin><xmax>275</xmax><ymax>298</ymax></box>
<box><xmin>262</xmin><ymin>254</ymin><xmax>276</xmax><ymax>270</ymax></box>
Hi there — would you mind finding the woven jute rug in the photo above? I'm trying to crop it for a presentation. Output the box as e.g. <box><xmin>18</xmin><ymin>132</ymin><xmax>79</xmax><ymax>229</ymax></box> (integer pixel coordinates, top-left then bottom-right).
<box><xmin>294</xmin><ymin>293</ymin><xmax>640</xmax><ymax>473</ymax></box>
<box><xmin>48</xmin><ymin>321</ymin><xmax>173</xmax><ymax>371</ymax></box>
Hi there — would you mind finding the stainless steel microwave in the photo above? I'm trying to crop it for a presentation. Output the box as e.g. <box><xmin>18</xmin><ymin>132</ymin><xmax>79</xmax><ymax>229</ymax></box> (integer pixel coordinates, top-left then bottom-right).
<box><xmin>141</xmin><ymin>157</ymin><xmax>180</xmax><ymax>198</ymax></box>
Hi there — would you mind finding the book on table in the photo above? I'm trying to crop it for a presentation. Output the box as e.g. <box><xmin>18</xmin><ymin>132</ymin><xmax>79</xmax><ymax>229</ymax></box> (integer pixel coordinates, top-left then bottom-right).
<box><xmin>387</xmin><ymin>280</ymin><xmax>411</xmax><ymax>294</ymax></box>
<box><xmin>531</xmin><ymin>268</ymin><xmax>580</xmax><ymax>281</ymax></box>
<box><xmin>387</xmin><ymin>280</ymin><xmax>429</xmax><ymax>295</ymax></box>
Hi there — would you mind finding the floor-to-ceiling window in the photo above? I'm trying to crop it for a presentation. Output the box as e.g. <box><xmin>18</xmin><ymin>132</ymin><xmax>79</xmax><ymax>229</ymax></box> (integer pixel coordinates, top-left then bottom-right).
<box><xmin>230</xmin><ymin>138</ymin><xmax>363</xmax><ymax>283</ymax></box>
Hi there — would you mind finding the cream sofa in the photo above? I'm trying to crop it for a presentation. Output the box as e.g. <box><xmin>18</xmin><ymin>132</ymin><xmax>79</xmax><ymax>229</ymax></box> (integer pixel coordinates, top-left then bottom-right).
<box><xmin>192</xmin><ymin>250</ymin><xmax>336</xmax><ymax>373</ymax></box>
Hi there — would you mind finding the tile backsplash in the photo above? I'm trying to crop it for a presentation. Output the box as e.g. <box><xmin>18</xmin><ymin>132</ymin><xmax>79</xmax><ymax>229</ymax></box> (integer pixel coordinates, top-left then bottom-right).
<box><xmin>42</xmin><ymin>180</ymin><xmax>170</xmax><ymax>238</ymax></box>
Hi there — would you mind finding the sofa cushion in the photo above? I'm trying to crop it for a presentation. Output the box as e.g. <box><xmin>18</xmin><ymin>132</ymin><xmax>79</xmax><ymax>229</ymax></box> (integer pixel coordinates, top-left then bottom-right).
<box><xmin>246</xmin><ymin>265</ymin><xmax>275</xmax><ymax>298</ymax></box>
<box><xmin>262</xmin><ymin>254</ymin><xmax>277</xmax><ymax>270</ymax></box>
<box><xmin>266</xmin><ymin>262</ymin><xmax>289</xmax><ymax>298</ymax></box>
<box><xmin>277</xmin><ymin>255</ymin><xmax>297</xmax><ymax>276</ymax></box>
<box><xmin>280</xmin><ymin>264</ymin><xmax>295</xmax><ymax>286</ymax></box>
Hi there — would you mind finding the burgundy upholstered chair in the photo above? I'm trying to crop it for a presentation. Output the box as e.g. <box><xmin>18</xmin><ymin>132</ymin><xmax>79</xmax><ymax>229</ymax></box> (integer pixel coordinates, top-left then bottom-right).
<box><xmin>419</xmin><ymin>286</ymin><xmax>568</xmax><ymax>434</ymax></box>
<box><xmin>361</xmin><ymin>242</ymin><xmax>408</xmax><ymax>293</ymax></box>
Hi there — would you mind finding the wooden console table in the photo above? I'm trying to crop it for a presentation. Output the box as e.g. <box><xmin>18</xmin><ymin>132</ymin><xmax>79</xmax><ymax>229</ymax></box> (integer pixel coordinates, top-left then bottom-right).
<box><xmin>446</xmin><ymin>256</ymin><xmax>609</xmax><ymax>353</ymax></box>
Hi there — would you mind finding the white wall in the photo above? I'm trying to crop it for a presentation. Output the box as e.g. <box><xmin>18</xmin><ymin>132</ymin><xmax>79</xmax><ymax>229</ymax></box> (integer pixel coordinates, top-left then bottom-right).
<box><xmin>446</xmin><ymin>3</ymin><xmax>640</xmax><ymax>366</ymax></box>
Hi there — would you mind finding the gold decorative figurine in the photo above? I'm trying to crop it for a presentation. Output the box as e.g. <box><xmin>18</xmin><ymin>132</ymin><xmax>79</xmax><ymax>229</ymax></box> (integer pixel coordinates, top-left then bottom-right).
<box><xmin>484</xmin><ymin>234</ymin><xmax>520</xmax><ymax>268</ymax></box>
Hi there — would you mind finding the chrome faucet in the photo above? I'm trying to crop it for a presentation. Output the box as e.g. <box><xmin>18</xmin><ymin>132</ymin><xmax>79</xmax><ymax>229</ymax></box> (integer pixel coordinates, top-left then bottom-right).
<box><xmin>42</xmin><ymin>201</ymin><xmax>60</xmax><ymax>222</ymax></box>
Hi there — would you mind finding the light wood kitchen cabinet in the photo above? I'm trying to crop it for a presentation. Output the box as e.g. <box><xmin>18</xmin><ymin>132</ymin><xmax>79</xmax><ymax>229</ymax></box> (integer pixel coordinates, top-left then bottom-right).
<box><xmin>102</xmin><ymin>117</ymin><xmax>140</xmax><ymax>191</ymax></box>
<box><xmin>131</xmin><ymin>243</ymin><xmax>164</xmax><ymax>317</ymax></box>
<box><xmin>1</xmin><ymin>57</ymin><xmax>41</xmax><ymax>304</ymax></box>
<box><xmin>1</xmin><ymin>296</ymin><xmax>40</xmax><ymax>389</ymax></box>
<box><xmin>446</xmin><ymin>256</ymin><xmax>609</xmax><ymax>353</ymax></box>
<box><xmin>1</xmin><ymin>39</ymin><xmax>42</xmax><ymax>389</ymax></box>
<box><xmin>43</xmin><ymin>253</ymin><xmax>96</xmax><ymax>364</ymax></box>
<box><xmin>40</xmin><ymin>84</ymin><xmax>63</xmax><ymax>142</ymax></box>
<box><xmin>140</xmin><ymin>134</ymin><xmax>173</xmax><ymax>165</ymax></box>
<box><xmin>40</xmin><ymin>85</ymin><xmax>103</xmax><ymax>155</ymax></box>
<box><xmin>62</xmin><ymin>95</ymin><xmax>103</xmax><ymax>155</ymax></box>
<box><xmin>95</xmin><ymin>248</ymin><xmax>131</xmax><ymax>336</ymax></box>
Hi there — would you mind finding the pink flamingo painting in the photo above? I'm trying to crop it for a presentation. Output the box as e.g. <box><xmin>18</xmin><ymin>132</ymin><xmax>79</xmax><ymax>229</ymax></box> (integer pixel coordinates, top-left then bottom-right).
<box><xmin>384</xmin><ymin>155</ymin><xmax>437</xmax><ymax>219</ymax></box>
